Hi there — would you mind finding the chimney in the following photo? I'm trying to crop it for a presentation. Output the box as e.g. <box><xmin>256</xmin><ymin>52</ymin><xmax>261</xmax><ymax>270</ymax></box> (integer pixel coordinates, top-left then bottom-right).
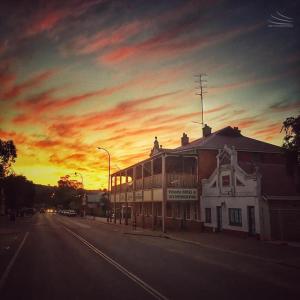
<box><xmin>181</xmin><ymin>133</ymin><xmax>189</xmax><ymax>146</ymax></box>
<box><xmin>202</xmin><ymin>124</ymin><xmax>212</xmax><ymax>137</ymax></box>
<box><xmin>233</xmin><ymin>127</ymin><xmax>241</xmax><ymax>134</ymax></box>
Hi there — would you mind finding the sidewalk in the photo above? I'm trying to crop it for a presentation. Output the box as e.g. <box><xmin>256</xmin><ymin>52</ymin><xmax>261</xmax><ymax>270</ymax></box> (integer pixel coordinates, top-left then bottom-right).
<box><xmin>85</xmin><ymin>215</ymin><xmax>300</xmax><ymax>269</ymax></box>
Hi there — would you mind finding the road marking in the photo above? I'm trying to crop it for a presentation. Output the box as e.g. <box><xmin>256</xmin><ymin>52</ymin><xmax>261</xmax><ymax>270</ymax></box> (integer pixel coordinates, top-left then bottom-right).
<box><xmin>0</xmin><ymin>232</ymin><xmax>29</xmax><ymax>290</ymax></box>
<box><xmin>62</xmin><ymin>225</ymin><xmax>169</xmax><ymax>300</ymax></box>
<box><xmin>58</xmin><ymin>217</ymin><xmax>90</xmax><ymax>229</ymax></box>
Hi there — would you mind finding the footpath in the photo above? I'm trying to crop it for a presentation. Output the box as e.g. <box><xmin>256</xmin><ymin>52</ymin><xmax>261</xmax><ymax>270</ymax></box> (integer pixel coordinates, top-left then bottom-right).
<box><xmin>0</xmin><ymin>216</ymin><xmax>31</xmax><ymax>278</ymax></box>
<box><xmin>85</xmin><ymin>215</ymin><xmax>300</xmax><ymax>269</ymax></box>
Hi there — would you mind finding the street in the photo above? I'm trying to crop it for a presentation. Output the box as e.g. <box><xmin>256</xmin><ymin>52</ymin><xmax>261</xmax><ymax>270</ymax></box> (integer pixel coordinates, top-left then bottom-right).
<box><xmin>0</xmin><ymin>213</ymin><xmax>300</xmax><ymax>300</ymax></box>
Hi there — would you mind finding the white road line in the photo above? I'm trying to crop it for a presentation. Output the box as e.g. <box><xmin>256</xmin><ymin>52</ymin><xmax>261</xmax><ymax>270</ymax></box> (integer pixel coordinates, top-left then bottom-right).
<box><xmin>0</xmin><ymin>232</ymin><xmax>29</xmax><ymax>290</ymax></box>
<box><xmin>58</xmin><ymin>217</ymin><xmax>90</xmax><ymax>229</ymax></box>
<box><xmin>62</xmin><ymin>225</ymin><xmax>169</xmax><ymax>300</ymax></box>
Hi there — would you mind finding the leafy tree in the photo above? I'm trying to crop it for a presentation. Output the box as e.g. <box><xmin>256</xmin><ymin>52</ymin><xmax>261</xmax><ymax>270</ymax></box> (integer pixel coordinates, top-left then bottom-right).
<box><xmin>0</xmin><ymin>139</ymin><xmax>17</xmax><ymax>177</ymax></box>
<box><xmin>3</xmin><ymin>175</ymin><xmax>35</xmax><ymax>211</ymax></box>
<box><xmin>282</xmin><ymin>115</ymin><xmax>300</xmax><ymax>151</ymax></box>
<box><xmin>56</xmin><ymin>175</ymin><xmax>83</xmax><ymax>208</ymax></box>
<box><xmin>282</xmin><ymin>115</ymin><xmax>300</xmax><ymax>177</ymax></box>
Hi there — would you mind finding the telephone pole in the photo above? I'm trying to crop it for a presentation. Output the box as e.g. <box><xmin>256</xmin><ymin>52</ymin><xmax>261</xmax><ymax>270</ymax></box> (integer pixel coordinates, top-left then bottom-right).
<box><xmin>194</xmin><ymin>74</ymin><xmax>207</xmax><ymax>128</ymax></box>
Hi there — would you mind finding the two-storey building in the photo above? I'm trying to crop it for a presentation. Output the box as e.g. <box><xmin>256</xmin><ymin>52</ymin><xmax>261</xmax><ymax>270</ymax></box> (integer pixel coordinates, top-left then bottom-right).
<box><xmin>110</xmin><ymin>125</ymin><xmax>291</xmax><ymax>234</ymax></box>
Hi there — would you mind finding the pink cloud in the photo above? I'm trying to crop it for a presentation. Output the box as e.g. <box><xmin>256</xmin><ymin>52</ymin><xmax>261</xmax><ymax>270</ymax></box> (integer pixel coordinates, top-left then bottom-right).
<box><xmin>2</xmin><ymin>69</ymin><xmax>57</xmax><ymax>100</ymax></box>
<box><xmin>100</xmin><ymin>22</ymin><xmax>262</xmax><ymax>65</ymax></box>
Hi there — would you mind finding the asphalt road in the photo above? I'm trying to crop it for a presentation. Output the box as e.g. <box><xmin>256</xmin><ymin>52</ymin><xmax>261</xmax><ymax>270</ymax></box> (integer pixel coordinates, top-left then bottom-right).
<box><xmin>0</xmin><ymin>213</ymin><xmax>299</xmax><ymax>300</ymax></box>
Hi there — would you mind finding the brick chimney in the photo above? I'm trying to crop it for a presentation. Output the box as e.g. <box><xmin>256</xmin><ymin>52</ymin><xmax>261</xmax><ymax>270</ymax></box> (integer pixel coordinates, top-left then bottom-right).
<box><xmin>233</xmin><ymin>127</ymin><xmax>241</xmax><ymax>134</ymax></box>
<box><xmin>181</xmin><ymin>133</ymin><xmax>189</xmax><ymax>146</ymax></box>
<box><xmin>202</xmin><ymin>124</ymin><xmax>212</xmax><ymax>137</ymax></box>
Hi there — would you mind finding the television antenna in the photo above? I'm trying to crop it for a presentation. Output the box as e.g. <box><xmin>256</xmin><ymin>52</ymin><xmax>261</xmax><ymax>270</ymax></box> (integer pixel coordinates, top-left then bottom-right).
<box><xmin>194</xmin><ymin>74</ymin><xmax>208</xmax><ymax>128</ymax></box>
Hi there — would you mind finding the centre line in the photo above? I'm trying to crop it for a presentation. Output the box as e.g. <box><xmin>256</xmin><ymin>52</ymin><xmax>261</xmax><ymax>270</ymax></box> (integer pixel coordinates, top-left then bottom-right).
<box><xmin>62</xmin><ymin>225</ymin><xmax>169</xmax><ymax>300</ymax></box>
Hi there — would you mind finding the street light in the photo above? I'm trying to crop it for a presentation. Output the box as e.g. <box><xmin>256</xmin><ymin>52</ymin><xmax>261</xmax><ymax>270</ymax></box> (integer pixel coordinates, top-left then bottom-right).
<box><xmin>74</xmin><ymin>172</ymin><xmax>86</xmax><ymax>217</ymax></box>
<box><xmin>97</xmin><ymin>147</ymin><xmax>114</xmax><ymax>223</ymax></box>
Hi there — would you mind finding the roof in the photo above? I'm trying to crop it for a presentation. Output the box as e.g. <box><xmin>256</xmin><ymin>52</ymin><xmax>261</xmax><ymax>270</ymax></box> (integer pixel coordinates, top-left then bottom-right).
<box><xmin>175</xmin><ymin>126</ymin><xmax>282</xmax><ymax>153</ymax></box>
<box><xmin>111</xmin><ymin>126</ymin><xmax>283</xmax><ymax>176</ymax></box>
<box><xmin>239</xmin><ymin>162</ymin><xmax>299</xmax><ymax>197</ymax></box>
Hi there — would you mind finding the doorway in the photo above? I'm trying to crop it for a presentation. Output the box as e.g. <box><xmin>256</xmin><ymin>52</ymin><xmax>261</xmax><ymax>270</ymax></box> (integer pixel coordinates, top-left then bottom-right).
<box><xmin>216</xmin><ymin>206</ymin><xmax>222</xmax><ymax>231</ymax></box>
<box><xmin>247</xmin><ymin>206</ymin><xmax>256</xmax><ymax>236</ymax></box>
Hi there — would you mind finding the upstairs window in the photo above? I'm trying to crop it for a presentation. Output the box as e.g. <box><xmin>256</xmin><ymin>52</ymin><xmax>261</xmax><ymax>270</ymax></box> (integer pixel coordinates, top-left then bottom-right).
<box><xmin>222</xmin><ymin>175</ymin><xmax>230</xmax><ymax>187</ymax></box>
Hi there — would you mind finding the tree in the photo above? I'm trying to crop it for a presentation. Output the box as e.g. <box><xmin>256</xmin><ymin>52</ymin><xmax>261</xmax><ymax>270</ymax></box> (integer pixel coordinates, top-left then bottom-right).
<box><xmin>282</xmin><ymin>115</ymin><xmax>300</xmax><ymax>152</ymax></box>
<box><xmin>3</xmin><ymin>175</ymin><xmax>35</xmax><ymax>211</ymax></box>
<box><xmin>56</xmin><ymin>175</ymin><xmax>83</xmax><ymax>208</ymax></box>
<box><xmin>0</xmin><ymin>139</ymin><xmax>17</xmax><ymax>177</ymax></box>
<box><xmin>281</xmin><ymin>115</ymin><xmax>300</xmax><ymax>177</ymax></box>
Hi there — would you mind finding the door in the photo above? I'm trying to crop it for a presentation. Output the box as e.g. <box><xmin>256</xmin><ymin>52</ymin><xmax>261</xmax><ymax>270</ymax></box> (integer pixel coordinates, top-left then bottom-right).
<box><xmin>247</xmin><ymin>206</ymin><xmax>256</xmax><ymax>235</ymax></box>
<box><xmin>216</xmin><ymin>206</ymin><xmax>222</xmax><ymax>231</ymax></box>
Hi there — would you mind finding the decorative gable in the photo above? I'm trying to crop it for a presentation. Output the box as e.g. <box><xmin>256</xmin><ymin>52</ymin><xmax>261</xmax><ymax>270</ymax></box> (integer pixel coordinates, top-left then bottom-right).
<box><xmin>202</xmin><ymin>145</ymin><xmax>259</xmax><ymax>197</ymax></box>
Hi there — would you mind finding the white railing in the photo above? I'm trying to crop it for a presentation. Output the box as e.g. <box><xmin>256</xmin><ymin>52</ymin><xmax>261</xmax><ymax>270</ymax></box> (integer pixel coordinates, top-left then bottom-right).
<box><xmin>167</xmin><ymin>173</ymin><xmax>197</xmax><ymax>188</ymax></box>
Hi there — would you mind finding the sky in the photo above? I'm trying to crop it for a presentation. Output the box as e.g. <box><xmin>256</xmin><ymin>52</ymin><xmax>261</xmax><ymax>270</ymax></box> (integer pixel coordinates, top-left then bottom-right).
<box><xmin>0</xmin><ymin>0</ymin><xmax>299</xmax><ymax>189</ymax></box>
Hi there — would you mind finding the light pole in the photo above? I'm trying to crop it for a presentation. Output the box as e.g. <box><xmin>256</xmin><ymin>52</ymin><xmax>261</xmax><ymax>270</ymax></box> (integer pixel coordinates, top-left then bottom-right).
<box><xmin>97</xmin><ymin>147</ymin><xmax>114</xmax><ymax>223</ymax></box>
<box><xmin>75</xmin><ymin>172</ymin><xmax>86</xmax><ymax>217</ymax></box>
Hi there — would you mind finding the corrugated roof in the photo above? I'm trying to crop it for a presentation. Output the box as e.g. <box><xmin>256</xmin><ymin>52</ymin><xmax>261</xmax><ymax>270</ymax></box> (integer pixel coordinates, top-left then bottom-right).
<box><xmin>175</xmin><ymin>126</ymin><xmax>282</xmax><ymax>153</ymax></box>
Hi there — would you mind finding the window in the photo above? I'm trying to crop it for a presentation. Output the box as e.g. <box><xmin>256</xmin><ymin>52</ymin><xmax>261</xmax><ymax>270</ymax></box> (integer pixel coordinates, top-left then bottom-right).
<box><xmin>176</xmin><ymin>203</ymin><xmax>181</xmax><ymax>218</ymax></box>
<box><xmin>186</xmin><ymin>203</ymin><xmax>191</xmax><ymax>220</ymax></box>
<box><xmin>166</xmin><ymin>203</ymin><xmax>172</xmax><ymax>217</ymax></box>
<box><xmin>194</xmin><ymin>202</ymin><xmax>199</xmax><ymax>220</ymax></box>
<box><xmin>222</xmin><ymin>175</ymin><xmax>230</xmax><ymax>187</ymax></box>
<box><xmin>205</xmin><ymin>208</ymin><xmax>211</xmax><ymax>223</ymax></box>
<box><xmin>229</xmin><ymin>208</ymin><xmax>242</xmax><ymax>226</ymax></box>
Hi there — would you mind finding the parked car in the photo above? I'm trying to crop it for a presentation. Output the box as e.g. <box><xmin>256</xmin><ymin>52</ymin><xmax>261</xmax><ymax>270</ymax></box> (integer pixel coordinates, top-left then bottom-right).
<box><xmin>68</xmin><ymin>210</ymin><xmax>77</xmax><ymax>217</ymax></box>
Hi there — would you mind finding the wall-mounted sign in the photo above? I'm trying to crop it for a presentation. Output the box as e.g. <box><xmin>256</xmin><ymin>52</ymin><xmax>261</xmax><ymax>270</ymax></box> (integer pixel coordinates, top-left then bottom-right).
<box><xmin>167</xmin><ymin>188</ymin><xmax>197</xmax><ymax>201</ymax></box>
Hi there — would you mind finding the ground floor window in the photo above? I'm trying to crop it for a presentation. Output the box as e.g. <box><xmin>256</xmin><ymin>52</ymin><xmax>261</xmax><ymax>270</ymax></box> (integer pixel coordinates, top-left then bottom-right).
<box><xmin>186</xmin><ymin>203</ymin><xmax>191</xmax><ymax>220</ymax></box>
<box><xmin>229</xmin><ymin>208</ymin><xmax>242</xmax><ymax>226</ymax></box>
<box><xmin>193</xmin><ymin>202</ymin><xmax>199</xmax><ymax>220</ymax></box>
<box><xmin>205</xmin><ymin>208</ymin><xmax>211</xmax><ymax>223</ymax></box>
<box><xmin>176</xmin><ymin>203</ymin><xmax>181</xmax><ymax>218</ymax></box>
<box><xmin>166</xmin><ymin>203</ymin><xmax>172</xmax><ymax>217</ymax></box>
<box><xmin>156</xmin><ymin>204</ymin><xmax>162</xmax><ymax>217</ymax></box>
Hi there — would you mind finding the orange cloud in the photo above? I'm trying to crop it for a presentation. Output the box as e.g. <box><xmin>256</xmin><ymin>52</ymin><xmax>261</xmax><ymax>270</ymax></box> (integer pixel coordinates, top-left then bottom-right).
<box><xmin>253</xmin><ymin>123</ymin><xmax>282</xmax><ymax>136</ymax></box>
<box><xmin>46</xmin><ymin>91</ymin><xmax>179</xmax><ymax>136</ymax></box>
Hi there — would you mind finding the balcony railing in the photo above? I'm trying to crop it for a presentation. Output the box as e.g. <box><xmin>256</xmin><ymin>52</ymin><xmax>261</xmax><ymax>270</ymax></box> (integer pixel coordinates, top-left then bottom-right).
<box><xmin>167</xmin><ymin>173</ymin><xmax>197</xmax><ymax>188</ymax></box>
<box><xmin>113</xmin><ymin>173</ymin><xmax>196</xmax><ymax>192</ymax></box>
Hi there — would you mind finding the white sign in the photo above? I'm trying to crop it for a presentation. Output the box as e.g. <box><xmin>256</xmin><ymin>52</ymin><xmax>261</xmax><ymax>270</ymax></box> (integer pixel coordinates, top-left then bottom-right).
<box><xmin>167</xmin><ymin>189</ymin><xmax>198</xmax><ymax>201</ymax></box>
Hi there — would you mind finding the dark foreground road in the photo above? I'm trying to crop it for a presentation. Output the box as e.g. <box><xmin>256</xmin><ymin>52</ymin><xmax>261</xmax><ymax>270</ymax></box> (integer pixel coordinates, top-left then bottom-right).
<box><xmin>0</xmin><ymin>213</ymin><xmax>300</xmax><ymax>300</ymax></box>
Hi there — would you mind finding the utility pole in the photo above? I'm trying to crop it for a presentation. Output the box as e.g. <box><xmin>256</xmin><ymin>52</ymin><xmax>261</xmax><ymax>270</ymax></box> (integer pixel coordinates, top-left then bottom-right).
<box><xmin>194</xmin><ymin>74</ymin><xmax>208</xmax><ymax>128</ymax></box>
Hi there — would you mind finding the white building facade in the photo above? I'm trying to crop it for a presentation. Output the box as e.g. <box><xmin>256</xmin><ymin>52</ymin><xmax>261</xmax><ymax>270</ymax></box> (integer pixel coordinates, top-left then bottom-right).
<box><xmin>201</xmin><ymin>145</ymin><xmax>263</xmax><ymax>237</ymax></box>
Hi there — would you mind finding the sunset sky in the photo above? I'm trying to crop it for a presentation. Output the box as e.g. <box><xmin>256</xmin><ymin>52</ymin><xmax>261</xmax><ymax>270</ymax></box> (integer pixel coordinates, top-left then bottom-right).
<box><xmin>0</xmin><ymin>0</ymin><xmax>299</xmax><ymax>189</ymax></box>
